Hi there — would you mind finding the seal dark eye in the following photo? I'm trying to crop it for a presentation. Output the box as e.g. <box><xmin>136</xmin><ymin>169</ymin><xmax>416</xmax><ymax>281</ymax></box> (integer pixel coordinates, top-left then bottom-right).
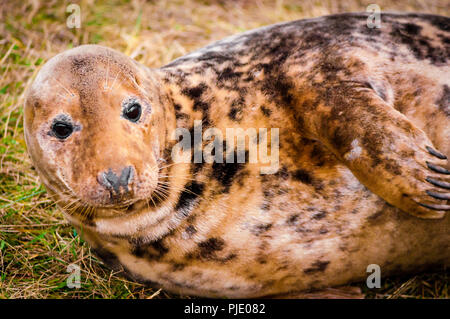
<box><xmin>52</xmin><ymin>122</ymin><xmax>74</xmax><ymax>139</ymax></box>
<box><xmin>123</xmin><ymin>103</ymin><xmax>142</xmax><ymax>122</ymax></box>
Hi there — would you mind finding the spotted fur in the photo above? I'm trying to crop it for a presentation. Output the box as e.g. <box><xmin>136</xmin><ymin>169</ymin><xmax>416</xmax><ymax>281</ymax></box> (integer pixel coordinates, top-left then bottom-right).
<box><xmin>24</xmin><ymin>13</ymin><xmax>449</xmax><ymax>297</ymax></box>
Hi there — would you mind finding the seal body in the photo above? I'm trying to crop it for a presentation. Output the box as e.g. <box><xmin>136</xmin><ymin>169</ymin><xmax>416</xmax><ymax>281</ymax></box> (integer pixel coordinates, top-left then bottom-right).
<box><xmin>24</xmin><ymin>13</ymin><xmax>449</xmax><ymax>297</ymax></box>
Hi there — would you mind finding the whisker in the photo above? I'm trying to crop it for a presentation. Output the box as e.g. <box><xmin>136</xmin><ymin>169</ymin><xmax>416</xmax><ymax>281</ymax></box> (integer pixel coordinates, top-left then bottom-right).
<box><xmin>109</xmin><ymin>69</ymin><xmax>122</xmax><ymax>92</ymax></box>
<box><xmin>104</xmin><ymin>58</ymin><xmax>110</xmax><ymax>90</ymax></box>
<box><xmin>53</xmin><ymin>78</ymin><xmax>74</xmax><ymax>97</ymax></box>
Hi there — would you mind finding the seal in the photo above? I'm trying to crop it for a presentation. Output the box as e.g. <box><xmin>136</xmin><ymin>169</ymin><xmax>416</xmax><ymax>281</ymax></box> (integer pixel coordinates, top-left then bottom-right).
<box><xmin>24</xmin><ymin>12</ymin><xmax>449</xmax><ymax>298</ymax></box>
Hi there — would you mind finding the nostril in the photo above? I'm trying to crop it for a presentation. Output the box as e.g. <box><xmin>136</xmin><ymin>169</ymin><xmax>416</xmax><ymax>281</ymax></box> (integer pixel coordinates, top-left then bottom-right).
<box><xmin>102</xmin><ymin>169</ymin><xmax>120</xmax><ymax>193</ymax></box>
<box><xmin>119</xmin><ymin>166</ymin><xmax>134</xmax><ymax>186</ymax></box>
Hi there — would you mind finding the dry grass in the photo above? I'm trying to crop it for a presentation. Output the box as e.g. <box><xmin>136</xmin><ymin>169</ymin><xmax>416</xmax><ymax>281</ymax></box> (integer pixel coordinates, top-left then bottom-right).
<box><xmin>0</xmin><ymin>0</ymin><xmax>448</xmax><ymax>299</ymax></box>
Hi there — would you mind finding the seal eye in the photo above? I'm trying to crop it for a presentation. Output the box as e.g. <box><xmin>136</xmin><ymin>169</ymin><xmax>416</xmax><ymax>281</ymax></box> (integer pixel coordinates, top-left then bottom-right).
<box><xmin>123</xmin><ymin>103</ymin><xmax>142</xmax><ymax>122</ymax></box>
<box><xmin>52</xmin><ymin>122</ymin><xmax>73</xmax><ymax>139</ymax></box>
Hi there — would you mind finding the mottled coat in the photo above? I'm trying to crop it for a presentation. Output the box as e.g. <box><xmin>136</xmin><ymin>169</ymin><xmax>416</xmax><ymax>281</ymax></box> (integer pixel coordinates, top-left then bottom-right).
<box><xmin>24</xmin><ymin>13</ymin><xmax>449</xmax><ymax>297</ymax></box>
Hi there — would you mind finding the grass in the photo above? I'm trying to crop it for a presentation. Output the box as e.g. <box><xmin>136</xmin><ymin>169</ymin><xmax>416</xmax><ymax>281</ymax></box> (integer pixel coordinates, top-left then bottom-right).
<box><xmin>0</xmin><ymin>0</ymin><xmax>449</xmax><ymax>299</ymax></box>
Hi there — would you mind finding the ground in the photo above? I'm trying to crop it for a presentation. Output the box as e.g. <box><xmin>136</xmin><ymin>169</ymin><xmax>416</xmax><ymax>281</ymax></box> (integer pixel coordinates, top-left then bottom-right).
<box><xmin>0</xmin><ymin>0</ymin><xmax>448</xmax><ymax>299</ymax></box>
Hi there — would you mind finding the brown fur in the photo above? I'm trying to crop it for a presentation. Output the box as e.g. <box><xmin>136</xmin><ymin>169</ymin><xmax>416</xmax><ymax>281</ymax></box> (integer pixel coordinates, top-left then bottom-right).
<box><xmin>24</xmin><ymin>13</ymin><xmax>449</xmax><ymax>298</ymax></box>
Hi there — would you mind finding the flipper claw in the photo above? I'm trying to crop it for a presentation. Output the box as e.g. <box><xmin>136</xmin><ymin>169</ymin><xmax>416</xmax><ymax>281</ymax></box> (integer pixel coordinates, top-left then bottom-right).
<box><xmin>418</xmin><ymin>202</ymin><xmax>450</xmax><ymax>211</ymax></box>
<box><xmin>426</xmin><ymin>177</ymin><xmax>450</xmax><ymax>190</ymax></box>
<box><xmin>426</xmin><ymin>162</ymin><xmax>450</xmax><ymax>175</ymax></box>
<box><xmin>426</xmin><ymin>190</ymin><xmax>450</xmax><ymax>200</ymax></box>
<box><xmin>425</xmin><ymin>146</ymin><xmax>447</xmax><ymax>160</ymax></box>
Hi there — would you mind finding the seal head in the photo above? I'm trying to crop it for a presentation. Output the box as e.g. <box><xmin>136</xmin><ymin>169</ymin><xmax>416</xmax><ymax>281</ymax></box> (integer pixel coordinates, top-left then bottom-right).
<box><xmin>24</xmin><ymin>45</ymin><xmax>169</xmax><ymax>216</ymax></box>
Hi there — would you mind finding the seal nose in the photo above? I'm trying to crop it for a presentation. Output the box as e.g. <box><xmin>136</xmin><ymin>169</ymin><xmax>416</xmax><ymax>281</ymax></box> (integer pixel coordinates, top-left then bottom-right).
<box><xmin>98</xmin><ymin>166</ymin><xmax>134</xmax><ymax>194</ymax></box>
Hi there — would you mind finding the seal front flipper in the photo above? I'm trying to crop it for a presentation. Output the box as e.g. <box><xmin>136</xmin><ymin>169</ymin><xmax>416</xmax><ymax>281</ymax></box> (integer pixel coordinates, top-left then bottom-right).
<box><xmin>307</xmin><ymin>84</ymin><xmax>449</xmax><ymax>219</ymax></box>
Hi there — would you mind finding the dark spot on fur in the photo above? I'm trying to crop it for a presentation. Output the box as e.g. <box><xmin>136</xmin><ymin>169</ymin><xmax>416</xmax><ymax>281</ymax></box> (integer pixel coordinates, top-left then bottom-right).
<box><xmin>171</xmin><ymin>263</ymin><xmax>186</xmax><ymax>271</ymax></box>
<box><xmin>295</xmin><ymin>227</ymin><xmax>311</xmax><ymax>233</ymax></box>
<box><xmin>131</xmin><ymin>238</ymin><xmax>169</xmax><ymax>261</ymax></box>
<box><xmin>385</xmin><ymin>161</ymin><xmax>401</xmax><ymax>175</ymax></box>
<box><xmin>287</xmin><ymin>214</ymin><xmax>299</xmax><ymax>225</ymax></box>
<box><xmin>292</xmin><ymin>169</ymin><xmax>313</xmax><ymax>184</ymax></box>
<box><xmin>403</xmin><ymin>23</ymin><xmax>422</xmax><ymax>35</ymax></box>
<box><xmin>181</xmin><ymin>83</ymin><xmax>207</xmax><ymax>99</ymax></box>
<box><xmin>310</xmin><ymin>143</ymin><xmax>328</xmax><ymax>167</ymax></box>
<box><xmin>260</xmin><ymin>105</ymin><xmax>272</xmax><ymax>116</ymax></box>
<box><xmin>261</xmin><ymin>72</ymin><xmax>295</xmax><ymax>108</ymax></box>
<box><xmin>390</xmin><ymin>22</ymin><xmax>446</xmax><ymax>65</ymax></box>
<box><xmin>228</xmin><ymin>108</ymin><xmax>243</xmax><ymax>123</ymax></box>
<box><xmin>312</xmin><ymin>211</ymin><xmax>327</xmax><ymax>219</ymax></box>
<box><xmin>197</xmin><ymin>237</ymin><xmax>226</xmax><ymax>260</ymax></box>
<box><xmin>181</xmin><ymin>83</ymin><xmax>210</xmax><ymax>112</ymax></box>
<box><xmin>228</xmin><ymin>96</ymin><xmax>246</xmax><ymax>121</ymax></box>
<box><xmin>303</xmin><ymin>260</ymin><xmax>330</xmax><ymax>274</ymax></box>
<box><xmin>212</xmin><ymin>160</ymin><xmax>246</xmax><ymax>193</ymax></box>
<box><xmin>436</xmin><ymin>85</ymin><xmax>449</xmax><ymax>117</ymax></box>
<box><xmin>218</xmin><ymin>67</ymin><xmax>243</xmax><ymax>82</ymax></box>
<box><xmin>262</xmin><ymin>189</ymin><xmax>271</xmax><ymax>198</ymax></box>
<box><xmin>252</xmin><ymin>223</ymin><xmax>273</xmax><ymax>236</ymax></box>
<box><xmin>175</xmin><ymin>181</ymin><xmax>205</xmax><ymax>214</ymax></box>
<box><xmin>194</xmin><ymin>100</ymin><xmax>210</xmax><ymax>112</ymax></box>
<box><xmin>223</xmin><ymin>253</ymin><xmax>237</xmax><ymax>262</ymax></box>
<box><xmin>428</xmin><ymin>15</ymin><xmax>450</xmax><ymax>32</ymax></box>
